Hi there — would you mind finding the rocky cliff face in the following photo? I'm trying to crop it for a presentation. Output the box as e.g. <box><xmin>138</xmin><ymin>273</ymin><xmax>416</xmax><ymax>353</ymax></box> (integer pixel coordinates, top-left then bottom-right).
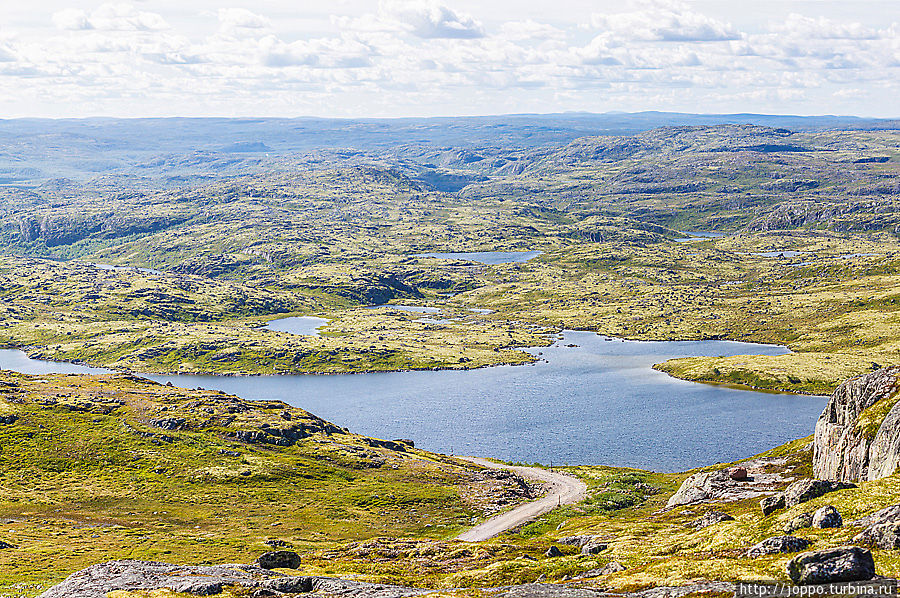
<box><xmin>813</xmin><ymin>366</ymin><xmax>900</xmax><ymax>481</ymax></box>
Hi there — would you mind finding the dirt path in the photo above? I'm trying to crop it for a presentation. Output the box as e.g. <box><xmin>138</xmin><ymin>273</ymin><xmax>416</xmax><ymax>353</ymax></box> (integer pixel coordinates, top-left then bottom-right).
<box><xmin>455</xmin><ymin>456</ymin><xmax>588</xmax><ymax>542</ymax></box>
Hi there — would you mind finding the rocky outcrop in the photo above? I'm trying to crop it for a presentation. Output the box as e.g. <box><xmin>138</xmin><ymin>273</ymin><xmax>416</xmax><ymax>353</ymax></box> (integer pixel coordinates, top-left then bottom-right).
<box><xmin>745</xmin><ymin>536</ymin><xmax>811</xmax><ymax>558</ymax></box>
<box><xmin>691</xmin><ymin>511</ymin><xmax>734</xmax><ymax>529</ymax></box>
<box><xmin>813</xmin><ymin>367</ymin><xmax>900</xmax><ymax>482</ymax></box>
<box><xmin>666</xmin><ymin>460</ymin><xmax>789</xmax><ymax>508</ymax></box>
<box><xmin>853</xmin><ymin>523</ymin><xmax>900</xmax><ymax>549</ymax></box>
<box><xmin>38</xmin><ymin>560</ymin><xmax>425</xmax><ymax>598</ymax></box>
<box><xmin>760</xmin><ymin>479</ymin><xmax>855</xmax><ymax>516</ymax></box>
<box><xmin>787</xmin><ymin>546</ymin><xmax>876</xmax><ymax>584</ymax></box>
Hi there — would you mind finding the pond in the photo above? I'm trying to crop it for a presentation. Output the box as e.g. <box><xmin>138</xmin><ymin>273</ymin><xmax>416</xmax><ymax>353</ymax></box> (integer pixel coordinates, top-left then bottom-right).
<box><xmin>264</xmin><ymin>316</ymin><xmax>329</xmax><ymax>336</ymax></box>
<box><xmin>0</xmin><ymin>332</ymin><xmax>825</xmax><ymax>472</ymax></box>
<box><xmin>414</xmin><ymin>251</ymin><xmax>542</xmax><ymax>265</ymax></box>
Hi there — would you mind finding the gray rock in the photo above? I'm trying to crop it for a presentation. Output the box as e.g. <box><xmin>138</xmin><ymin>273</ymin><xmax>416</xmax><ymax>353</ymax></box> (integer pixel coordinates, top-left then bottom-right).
<box><xmin>545</xmin><ymin>546</ymin><xmax>563</xmax><ymax>558</ymax></box>
<box><xmin>853</xmin><ymin>522</ymin><xmax>900</xmax><ymax>549</ymax></box>
<box><xmin>787</xmin><ymin>546</ymin><xmax>876</xmax><ymax>584</ymax></box>
<box><xmin>36</xmin><ymin>560</ymin><xmax>280</xmax><ymax>598</ymax></box>
<box><xmin>558</xmin><ymin>535</ymin><xmax>596</xmax><ymax>547</ymax></box>
<box><xmin>691</xmin><ymin>511</ymin><xmax>734</xmax><ymax>529</ymax></box>
<box><xmin>813</xmin><ymin>366</ymin><xmax>900</xmax><ymax>482</ymax></box>
<box><xmin>257</xmin><ymin>551</ymin><xmax>301</xmax><ymax>570</ymax></box>
<box><xmin>581</xmin><ymin>542</ymin><xmax>607</xmax><ymax>555</ymax></box>
<box><xmin>745</xmin><ymin>536</ymin><xmax>811</xmax><ymax>558</ymax></box>
<box><xmin>783</xmin><ymin>513</ymin><xmax>813</xmax><ymax>534</ymax></box>
<box><xmin>598</xmin><ymin>561</ymin><xmax>626</xmax><ymax>575</ymax></box>
<box><xmin>166</xmin><ymin>580</ymin><xmax>223</xmax><ymax>595</ymax></box>
<box><xmin>666</xmin><ymin>471</ymin><xmax>731</xmax><ymax>507</ymax></box>
<box><xmin>812</xmin><ymin>505</ymin><xmax>843</xmax><ymax>529</ymax></box>
<box><xmin>850</xmin><ymin>504</ymin><xmax>900</xmax><ymax>527</ymax></box>
<box><xmin>761</xmin><ymin>494</ymin><xmax>786</xmax><ymax>516</ymax></box>
<box><xmin>783</xmin><ymin>479</ymin><xmax>855</xmax><ymax>507</ymax></box>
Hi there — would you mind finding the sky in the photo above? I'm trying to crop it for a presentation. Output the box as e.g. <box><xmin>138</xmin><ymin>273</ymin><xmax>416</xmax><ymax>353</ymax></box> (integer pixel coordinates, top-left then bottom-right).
<box><xmin>0</xmin><ymin>1</ymin><xmax>898</xmax><ymax>119</ymax></box>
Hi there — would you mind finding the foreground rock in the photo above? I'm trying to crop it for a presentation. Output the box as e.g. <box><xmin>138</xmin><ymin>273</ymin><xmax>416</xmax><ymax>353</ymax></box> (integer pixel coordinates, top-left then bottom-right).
<box><xmin>853</xmin><ymin>523</ymin><xmax>900</xmax><ymax>550</ymax></box>
<box><xmin>787</xmin><ymin>546</ymin><xmax>876</xmax><ymax>584</ymax></box>
<box><xmin>745</xmin><ymin>536</ymin><xmax>811</xmax><ymax>558</ymax></box>
<box><xmin>37</xmin><ymin>561</ymin><xmax>424</xmax><ymax>598</ymax></box>
<box><xmin>257</xmin><ymin>550</ymin><xmax>301</xmax><ymax>570</ymax></box>
<box><xmin>38</xmin><ymin>559</ymin><xmax>648</xmax><ymax>598</ymax></box>
<box><xmin>667</xmin><ymin>459</ymin><xmax>792</xmax><ymax>508</ymax></box>
<box><xmin>760</xmin><ymin>479</ymin><xmax>855</xmax><ymax>515</ymax></box>
<box><xmin>812</xmin><ymin>505</ymin><xmax>843</xmax><ymax>529</ymax></box>
<box><xmin>813</xmin><ymin>366</ymin><xmax>900</xmax><ymax>482</ymax></box>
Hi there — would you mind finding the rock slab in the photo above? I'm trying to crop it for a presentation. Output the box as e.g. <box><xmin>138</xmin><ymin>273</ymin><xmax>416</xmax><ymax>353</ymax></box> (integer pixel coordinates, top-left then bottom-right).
<box><xmin>787</xmin><ymin>546</ymin><xmax>876</xmax><ymax>584</ymax></box>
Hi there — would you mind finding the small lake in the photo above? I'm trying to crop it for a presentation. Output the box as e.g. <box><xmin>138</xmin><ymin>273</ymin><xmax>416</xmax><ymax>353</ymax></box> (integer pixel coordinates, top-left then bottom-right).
<box><xmin>414</xmin><ymin>251</ymin><xmax>542</xmax><ymax>265</ymax></box>
<box><xmin>674</xmin><ymin>231</ymin><xmax>726</xmax><ymax>243</ymax></box>
<box><xmin>265</xmin><ymin>316</ymin><xmax>328</xmax><ymax>336</ymax></box>
<box><xmin>0</xmin><ymin>332</ymin><xmax>825</xmax><ymax>471</ymax></box>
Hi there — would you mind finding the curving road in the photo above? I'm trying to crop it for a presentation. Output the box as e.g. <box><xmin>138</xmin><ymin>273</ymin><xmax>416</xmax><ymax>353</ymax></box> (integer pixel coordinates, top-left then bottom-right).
<box><xmin>455</xmin><ymin>456</ymin><xmax>588</xmax><ymax>542</ymax></box>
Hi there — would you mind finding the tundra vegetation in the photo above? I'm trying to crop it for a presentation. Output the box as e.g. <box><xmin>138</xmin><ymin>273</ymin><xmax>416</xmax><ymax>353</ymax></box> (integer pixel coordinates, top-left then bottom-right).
<box><xmin>1</xmin><ymin>120</ymin><xmax>900</xmax><ymax>594</ymax></box>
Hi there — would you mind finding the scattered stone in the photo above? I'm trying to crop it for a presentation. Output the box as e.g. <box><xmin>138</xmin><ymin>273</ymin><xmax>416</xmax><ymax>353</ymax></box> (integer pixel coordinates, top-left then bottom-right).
<box><xmin>853</xmin><ymin>522</ymin><xmax>900</xmax><ymax>549</ymax></box>
<box><xmin>581</xmin><ymin>542</ymin><xmax>607</xmax><ymax>555</ymax></box>
<box><xmin>761</xmin><ymin>494</ymin><xmax>786</xmax><ymax>516</ymax></box>
<box><xmin>745</xmin><ymin>536</ymin><xmax>811</xmax><ymax>558</ymax></box>
<box><xmin>730</xmin><ymin>467</ymin><xmax>749</xmax><ymax>481</ymax></box>
<box><xmin>598</xmin><ymin>561</ymin><xmax>626</xmax><ymax>575</ymax></box>
<box><xmin>166</xmin><ymin>580</ymin><xmax>223</xmax><ymax>595</ymax></box>
<box><xmin>812</xmin><ymin>505</ymin><xmax>843</xmax><ymax>529</ymax></box>
<box><xmin>257</xmin><ymin>551</ymin><xmax>301</xmax><ymax>570</ymax></box>
<box><xmin>783</xmin><ymin>513</ymin><xmax>813</xmax><ymax>534</ymax></box>
<box><xmin>850</xmin><ymin>504</ymin><xmax>900</xmax><ymax>527</ymax></box>
<box><xmin>558</xmin><ymin>535</ymin><xmax>596</xmax><ymax>547</ymax></box>
<box><xmin>787</xmin><ymin>546</ymin><xmax>876</xmax><ymax>584</ymax></box>
<box><xmin>691</xmin><ymin>511</ymin><xmax>734</xmax><ymax>529</ymax></box>
<box><xmin>265</xmin><ymin>539</ymin><xmax>292</xmax><ymax>548</ymax></box>
<box><xmin>0</xmin><ymin>414</ymin><xmax>17</xmax><ymax>425</ymax></box>
<box><xmin>784</xmin><ymin>479</ymin><xmax>856</xmax><ymax>507</ymax></box>
<box><xmin>0</xmin><ymin>540</ymin><xmax>14</xmax><ymax>549</ymax></box>
<box><xmin>545</xmin><ymin>546</ymin><xmax>563</xmax><ymax>558</ymax></box>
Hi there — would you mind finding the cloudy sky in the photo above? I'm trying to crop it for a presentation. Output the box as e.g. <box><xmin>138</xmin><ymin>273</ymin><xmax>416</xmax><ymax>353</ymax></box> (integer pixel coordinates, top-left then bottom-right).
<box><xmin>0</xmin><ymin>1</ymin><xmax>898</xmax><ymax>118</ymax></box>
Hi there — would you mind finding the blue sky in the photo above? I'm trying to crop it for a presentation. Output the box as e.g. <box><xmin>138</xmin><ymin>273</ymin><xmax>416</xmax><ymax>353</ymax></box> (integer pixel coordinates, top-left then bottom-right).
<box><xmin>0</xmin><ymin>1</ymin><xmax>898</xmax><ymax>118</ymax></box>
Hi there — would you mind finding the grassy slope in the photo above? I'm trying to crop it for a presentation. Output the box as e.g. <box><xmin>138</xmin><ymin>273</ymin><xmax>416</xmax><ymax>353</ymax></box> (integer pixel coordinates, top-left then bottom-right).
<box><xmin>0</xmin><ymin>370</ymin><xmax>517</xmax><ymax>595</ymax></box>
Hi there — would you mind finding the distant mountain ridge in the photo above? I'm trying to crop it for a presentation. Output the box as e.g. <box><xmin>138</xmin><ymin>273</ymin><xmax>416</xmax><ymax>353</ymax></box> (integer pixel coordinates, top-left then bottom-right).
<box><xmin>0</xmin><ymin>112</ymin><xmax>897</xmax><ymax>186</ymax></box>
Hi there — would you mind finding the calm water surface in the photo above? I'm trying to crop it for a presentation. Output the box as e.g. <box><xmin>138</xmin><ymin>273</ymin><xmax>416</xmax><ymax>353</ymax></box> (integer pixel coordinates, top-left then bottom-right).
<box><xmin>0</xmin><ymin>332</ymin><xmax>825</xmax><ymax>471</ymax></box>
<box><xmin>265</xmin><ymin>316</ymin><xmax>329</xmax><ymax>336</ymax></box>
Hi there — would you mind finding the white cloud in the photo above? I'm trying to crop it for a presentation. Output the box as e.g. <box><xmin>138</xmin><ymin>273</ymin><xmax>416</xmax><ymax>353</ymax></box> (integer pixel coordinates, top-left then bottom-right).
<box><xmin>53</xmin><ymin>3</ymin><xmax>169</xmax><ymax>32</ymax></box>
<box><xmin>0</xmin><ymin>1</ymin><xmax>896</xmax><ymax>118</ymax></box>
<box><xmin>380</xmin><ymin>0</ymin><xmax>484</xmax><ymax>39</ymax></box>
<box><xmin>52</xmin><ymin>9</ymin><xmax>92</xmax><ymax>31</ymax></box>
<box><xmin>590</xmin><ymin>0</ymin><xmax>739</xmax><ymax>42</ymax></box>
<box><xmin>217</xmin><ymin>8</ymin><xmax>271</xmax><ymax>38</ymax></box>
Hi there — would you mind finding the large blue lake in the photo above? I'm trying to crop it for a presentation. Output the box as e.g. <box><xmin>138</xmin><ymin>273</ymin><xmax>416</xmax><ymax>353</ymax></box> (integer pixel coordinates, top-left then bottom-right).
<box><xmin>0</xmin><ymin>332</ymin><xmax>825</xmax><ymax>471</ymax></box>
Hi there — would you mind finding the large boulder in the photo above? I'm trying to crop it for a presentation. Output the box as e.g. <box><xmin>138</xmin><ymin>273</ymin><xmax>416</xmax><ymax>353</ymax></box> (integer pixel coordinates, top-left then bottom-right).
<box><xmin>812</xmin><ymin>505</ymin><xmax>843</xmax><ymax>529</ymax></box>
<box><xmin>787</xmin><ymin>546</ymin><xmax>876</xmax><ymax>584</ymax></box>
<box><xmin>745</xmin><ymin>536</ymin><xmax>811</xmax><ymax>558</ymax></box>
<box><xmin>813</xmin><ymin>367</ymin><xmax>900</xmax><ymax>482</ymax></box>
<box><xmin>783</xmin><ymin>513</ymin><xmax>813</xmax><ymax>534</ymax></box>
<box><xmin>784</xmin><ymin>479</ymin><xmax>855</xmax><ymax>507</ymax></box>
<box><xmin>761</xmin><ymin>494</ymin><xmax>786</xmax><ymax>516</ymax></box>
<box><xmin>257</xmin><ymin>551</ymin><xmax>301</xmax><ymax>570</ymax></box>
<box><xmin>850</xmin><ymin>504</ymin><xmax>900</xmax><ymax>528</ymax></box>
<box><xmin>666</xmin><ymin>471</ymin><xmax>731</xmax><ymax>507</ymax></box>
<box><xmin>853</xmin><ymin>522</ymin><xmax>900</xmax><ymax>550</ymax></box>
